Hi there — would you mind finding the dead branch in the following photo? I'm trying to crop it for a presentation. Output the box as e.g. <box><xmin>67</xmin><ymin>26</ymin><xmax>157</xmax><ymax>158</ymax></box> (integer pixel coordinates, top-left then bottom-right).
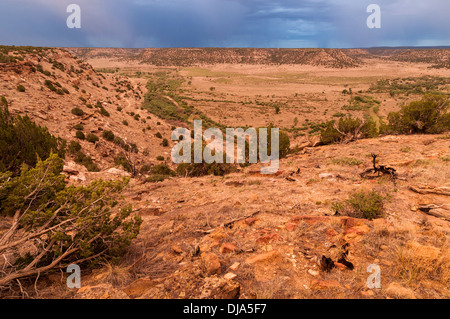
<box><xmin>333</xmin><ymin>121</ymin><xmax>364</xmax><ymax>144</ymax></box>
<box><xmin>0</xmin><ymin>247</ymin><xmax>79</xmax><ymax>287</ymax></box>
<box><xmin>360</xmin><ymin>154</ymin><xmax>398</xmax><ymax>186</ymax></box>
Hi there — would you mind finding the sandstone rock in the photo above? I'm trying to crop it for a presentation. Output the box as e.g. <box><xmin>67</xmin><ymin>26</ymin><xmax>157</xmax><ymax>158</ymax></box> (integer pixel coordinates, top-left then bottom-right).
<box><xmin>326</xmin><ymin>228</ymin><xmax>339</xmax><ymax>237</ymax></box>
<box><xmin>171</xmin><ymin>245</ymin><xmax>183</xmax><ymax>254</ymax></box>
<box><xmin>106</xmin><ymin>167</ymin><xmax>131</xmax><ymax>177</ymax></box>
<box><xmin>256</xmin><ymin>233</ymin><xmax>280</xmax><ymax>244</ymax></box>
<box><xmin>386</xmin><ymin>282</ymin><xmax>416</xmax><ymax>299</ymax></box>
<box><xmin>69</xmin><ymin>174</ymin><xmax>86</xmax><ymax>182</ymax></box>
<box><xmin>229</xmin><ymin>262</ymin><xmax>240</xmax><ymax>271</ymax></box>
<box><xmin>224</xmin><ymin>272</ymin><xmax>237</xmax><ymax>280</ymax></box>
<box><xmin>122</xmin><ymin>277</ymin><xmax>157</xmax><ymax>299</ymax></box>
<box><xmin>209</xmin><ymin>228</ymin><xmax>229</xmax><ymax>240</ymax></box>
<box><xmin>246</xmin><ymin>250</ymin><xmax>281</xmax><ymax>264</ymax></box>
<box><xmin>310</xmin><ymin>280</ymin><xmax>342</xmax><ymax>290</ymax></box>
<box><xmin>219</xmin><ymin>243</ymin><xmax>237</xmax><ymax>254</ymax></box>
<box><xmin>343</xmin><ymin>224</ymin><xmax>371</xmax><ymax>242</ymax></box>
<box><xmin>217</xmin><ymin>280</ymin><xmax>240</xmax><ymax>299</ymax></box>
<box><xmin>308</xmin><ymin>269</ymin><xmax>319</xmax><ymax>277</ymax></box>
<box><xmin>202</xmin><ymin>252</ymin><xmax>221</xmax><ymax>276</ymax></box>
<box><xmin>340</xmin><ymin>217</ymin><xmax>366</xmax><ymax>229</ymax></box>
<box><xmin>291</xmin><ymin>216</ymin><xmax>330</xmax><ymax>225</ymax></box>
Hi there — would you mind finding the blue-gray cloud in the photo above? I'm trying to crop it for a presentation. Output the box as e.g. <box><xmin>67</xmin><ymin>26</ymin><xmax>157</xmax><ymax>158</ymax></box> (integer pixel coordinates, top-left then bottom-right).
<box><xmin>0</xmin><ymin>0</ymin><xmax>448</xmax><ymax>48</ymax></box>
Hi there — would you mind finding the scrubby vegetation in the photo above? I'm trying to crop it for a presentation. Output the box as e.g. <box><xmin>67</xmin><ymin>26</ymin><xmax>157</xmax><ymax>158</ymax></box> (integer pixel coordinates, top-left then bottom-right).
<box><xmin>0</xmin><ymin>101</ymin><xmax>65</xmax><ymax>176</ymax></box>
<box><xmin>74</xmin><ymin>151</ymin><xmax>100</xmax><ymax>172</ymax></box>
<box><xmin>71</xmin><ymin>107</ymin><xmax>84</xmax><ymax>117</ymax></box>
<box><xmin>102</xmin><ymin>130</ymin><xmax>115</xmax><ymax>142</ymax></box>
<box><xmin>0</xmin><ymin>94</ymin><xmax>141</xmax><ymax>287</ymax></box>
<box><xmin>86</xmin><ymin>133</ymin><xmax>99</xmax><ymax>144</ymax></box>
<box><xmin>332</xmin><ymin>190</ymin><xmax>386</xmax><ymax>220</ymax></box>
<box><xmin>386</xmin><ymin>94</ymin><xmax>450</xmax><ymax>134</ymax></box>
<box><xmin>75</xmin><ymin>130</ymin><xmax>85</xmax><ymax>140</ymax></box>
<box><xmin>0</xmin><ymin>154</ymin><xmax>141</xmax><ymax>287</ymax></box>
<box><xmin>320</xmin><ymin>116</ymin><xmax>378</xmax><ymax>145</ymax></box>
<box><xmin>369</xmin><ymin>76</ymin><xmax>450</xmax><ymax>96</ymax></box>
<box><xmin>176</xmin><ymin>143</ymin><xmax>237</xmax><ymax>177</ymax></box>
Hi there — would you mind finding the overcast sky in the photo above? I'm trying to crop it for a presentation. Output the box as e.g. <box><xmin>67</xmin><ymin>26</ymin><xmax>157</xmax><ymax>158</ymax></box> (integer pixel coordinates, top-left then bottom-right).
<box><xmin>0</xmin><ymin>0</ymin><xmax>448</xmax><ymax>48</ymax></box>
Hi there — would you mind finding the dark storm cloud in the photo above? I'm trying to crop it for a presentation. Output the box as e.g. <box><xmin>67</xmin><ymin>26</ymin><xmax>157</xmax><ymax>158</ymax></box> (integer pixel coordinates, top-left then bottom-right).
<box><xmin>0</xmin><ymin>0</ymin><xmax>448</xmax><ymax>48</ymax></box>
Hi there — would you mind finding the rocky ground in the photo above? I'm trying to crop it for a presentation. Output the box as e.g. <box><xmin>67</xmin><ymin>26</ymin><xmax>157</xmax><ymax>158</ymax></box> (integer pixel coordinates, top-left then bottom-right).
<box><xmin>18</xmin><ymin>133</ymin><xmax>450</xmax><ymax>300</ymax></box>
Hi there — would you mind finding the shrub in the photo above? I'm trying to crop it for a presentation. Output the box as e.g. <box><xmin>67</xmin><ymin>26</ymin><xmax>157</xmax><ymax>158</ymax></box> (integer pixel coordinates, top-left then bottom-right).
<box><xmin>161</xmin><ymin>138</ymin><xmax>169</xmax><ymax>147</ymax></box>
<box><xmin>332</xmin><ymin>190</ymin><xmax>385</xmax><ymax>220</ymax></box>
<box><xmin>113</xmin><ymin>136</ymin><xmax>129</xmax><ymax>151</ymax></box>
<box><xmin>139</xmin><ymin>164</ymin><xmax>152</xmax><ymax>174</ymax></box>
<box><xmin>67</xmin><ymin>141</ymin><xmax>82</xmax><ymax>154</ymax></box>
<box><xmin>16</xmin><ymin>85</ymin><xmax>26</xmax><ymax>92</ymax></box>
<box><xmin>44</xmin><ymin>80</ymin><xmax>57</xmax><ymax>92</ymax></box>
<box><xmin>99</xmin><ymin>107</ymin><xmax>110</xmax><ymax>117</ymax></box>
<box><xmin>155</xmin><ymin>132</ymin><xmax>162</xmax><ymax>139</ymax></box>
<box><xmin>156</xmin><ymin>155</ymin><xmax>165</xmax><ymax>161</ymax></box>
<box><xmin>0</xmin><ymin>96</ymin><xmax>8</xmax><ymax>107</ymax></box>
<box><xmin>320</xmin><ymin>116</ymin><xmax>379</xmax><ymax>145</ymax></box>
<box><xmin>86</xmin><ymin>133</ymin><xmax>99</xmax><ymax>144</ymax></box>
<box><xmin>74</xmin><ymin>151</ymin><xmax>99</xmax><ymax>172</ymax></box>
<box><xmin>387</xmin><ymin>94</ymin><xmax>449</xmax><ymax>134</ymax></box>
<box><xmin>114</xmin><ymin>153</ymin><xmax>132</xmax><ymax>172</ymax></box>
<box><xmin>102</xmin><ymin>130</ymin><xmax>115</xmax><ymax>142</ymax></box>
<box><xmin>0</xmin><ymin>104</ymin><xmax>65</xmax><ymax>176</ymax></box>
<box><xmin>122</xmin><ymin>120</ymin><xmax>128</xmax><ymax>126</ymax></box>
<box><xmin>75</xmin><ymin>130</ymin><xmax>85</xmax><ymax>140</ymax></box>
<box><xmin>71</xmin><ymin>107</ymin><xmax>84</xmax><ymax>117</ymax></box>
<box><xmin>175</xmin><ymin>142</ymin><xmax>237</xmax><ymax>177</ymax></box>
<box><xmin>145</xmin><ymin>175</ymin><xmax>169</xmax><ymax>183</ymax></box>
<box><xmin>0</xmin><ymin>154</ymin><xmax>141</xmax><ymax>286</ymax></box>
<box><xmin>73</xmin><ymin>124</ymin><xmax>84</xmax><ymax>131</ymax></box>
<box><xmin>151</xmin><ymin>164</ymin><xmax>176</xmax><ymax>176</ymax></box>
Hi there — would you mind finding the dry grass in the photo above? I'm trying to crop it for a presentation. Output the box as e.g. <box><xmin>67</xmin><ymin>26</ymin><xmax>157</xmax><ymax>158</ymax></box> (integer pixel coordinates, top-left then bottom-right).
<box><xmin>101</xmin><ymin>262</ymin><xmax>133</xmax><ymax>287</ymax></box>
<box><xmin>394</xmin><ymin>241</ymin><xmax>450</xmax><ymax>286</ymax></box>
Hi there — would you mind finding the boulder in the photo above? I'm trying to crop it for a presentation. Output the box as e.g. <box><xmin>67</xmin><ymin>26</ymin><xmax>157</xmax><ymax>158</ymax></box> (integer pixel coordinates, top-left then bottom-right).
<box><xmin>219</xmin><ymin>243</ymin><xmax>237</xmax><ymax>254</ymax></box>
<box><xmin>202</xmin><ymin>252</ymin><xmax>221</xmax><ymax>276</ymax></box>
